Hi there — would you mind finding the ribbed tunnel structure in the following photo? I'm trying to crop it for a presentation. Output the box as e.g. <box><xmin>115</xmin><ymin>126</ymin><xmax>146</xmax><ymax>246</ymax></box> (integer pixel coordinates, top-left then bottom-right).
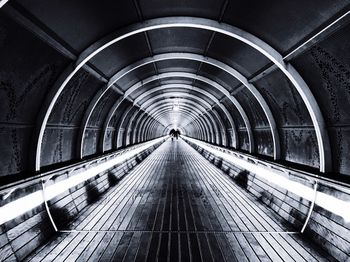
<box><xmin>0</xmin><ymin>1</ymin><xmax>350</xmax><ymax>261</ymax></box>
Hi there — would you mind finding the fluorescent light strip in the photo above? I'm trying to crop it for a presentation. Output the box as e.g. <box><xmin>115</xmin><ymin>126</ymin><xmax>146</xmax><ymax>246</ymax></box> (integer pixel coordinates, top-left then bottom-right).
<box><xmin>185</xmin><ymin>136</ymin><xmax>350</xmax><ymax>222</ymax></box>
<box><xmin>0</xmin><ymin>137</ymin><xmax>165</xmax><ymax>225</ymax></box>
<box><xmin>0</xmin><ymin>0</ymin><xmax>8</xmax><ymax>8</ymax></box>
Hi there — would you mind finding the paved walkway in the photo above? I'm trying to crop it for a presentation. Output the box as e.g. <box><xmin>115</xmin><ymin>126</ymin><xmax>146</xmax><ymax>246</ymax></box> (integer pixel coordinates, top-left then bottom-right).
<box><xmin>25</xmin><ymin>139</ymin><xmax>328</xmax><ymax>261</ymax></box>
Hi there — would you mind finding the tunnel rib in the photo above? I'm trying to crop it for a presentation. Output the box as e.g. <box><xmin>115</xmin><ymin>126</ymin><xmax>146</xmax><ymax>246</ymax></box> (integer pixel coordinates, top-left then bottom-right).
<box><xmin>32</xmin><ymin>17</ymin><xmax>329</xmax><ymax>172</ymax></box>
<box><xmin>134</xmin><ymin>84</ymin><xmax>237</xmax><ymax>144</ymax></box>
<box><xmin>133</xmin><ymin>98</ymin><xmax>226</xmax><ymax>145</ymax></box>
<box><xmin>33</xmin><ymin>17</ymin><xmax>332</xmax><ymax>172</ymax></box>
<box><xmin>102</xmin><ymin>52</ymin><xmax>278</xmax><ymax>157</ymax></box>
<box><xmin>24</xmin><ymin>140</ymin><xmax>329</xmax><ymax>261</ymax></box>
<box><xmin>140</xmin><ymin>105</ymin><xmax>217</xmax><ymax>143</ymax></box>
<box><xmin>99</xmin><ymin>68</ymin><xmax>254</xmax><ymax>153</ymax></box>
<box><xmin>130</xmin><ymin>72</ymin><xmax>252</xmax><ymax>149</ymax></box>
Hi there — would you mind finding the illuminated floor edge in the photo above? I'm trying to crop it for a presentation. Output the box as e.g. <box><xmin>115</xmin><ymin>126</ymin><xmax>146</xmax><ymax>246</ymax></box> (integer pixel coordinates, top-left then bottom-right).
<box><xmin>24</xmin><ymin>140</ymin><xmax>329</xmax><ymax>262</ymax></box>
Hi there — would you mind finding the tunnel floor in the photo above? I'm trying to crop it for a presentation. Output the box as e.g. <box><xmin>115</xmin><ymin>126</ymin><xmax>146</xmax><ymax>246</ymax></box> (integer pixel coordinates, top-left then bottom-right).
<box><xmin>25</xmin><ymin>140</ymin><xmax>328</xmax><ymax>261</ymax></box>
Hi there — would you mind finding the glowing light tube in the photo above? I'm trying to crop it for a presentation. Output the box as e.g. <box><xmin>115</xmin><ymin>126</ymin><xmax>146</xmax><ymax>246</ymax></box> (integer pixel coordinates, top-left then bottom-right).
<box><xmin>0</xmin><ymin>137</ymin><xmax>165</xmax><ymax>225</ymax></box>
<box><xmin>185</xmin><ymin>137</ymin><xmax>350</xmax><ymax>222</ymax></box>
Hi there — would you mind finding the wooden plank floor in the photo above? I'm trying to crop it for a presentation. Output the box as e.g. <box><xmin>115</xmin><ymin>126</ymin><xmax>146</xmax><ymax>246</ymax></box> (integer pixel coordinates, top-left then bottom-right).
<box><xmin>25</xmin><ymin>140</ymin><xmax>330</xmax><ymax>262</ymax></box>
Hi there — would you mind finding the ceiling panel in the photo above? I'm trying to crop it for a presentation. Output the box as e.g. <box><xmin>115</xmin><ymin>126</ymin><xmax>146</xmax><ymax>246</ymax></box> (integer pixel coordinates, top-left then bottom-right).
<box><xmin>222</xmin><ymin>0</ymin><xmax>350</xmax><ymax>54</ymax></box>
<box><xmin>207</xmin><ymin>33</ymin><xmax>271</xmax><ymax>78</ymax></box>
<box><xmin>139</xmin><ymin>0</ymin><xmax>225</xmax><ymax>20</ymax></box>
<box><xmin>89</xmin><ymin>33</ymin><xmax>150</xmax><ymax>78</ymax></box>
<box><xmin>148</xmin><ymin>28</ymin><xmax>211</xmax><ymax>55</ymax></box>
<box><xmin>117</xmin><ymin>63</ymin><xmax>157</xmax><ymax>92</ymax></box>
<box><xmin>13</xmin><ymin>0</ymin><xmax>140</xmax><ymax>52</ymax></box>
<box><xmin>156</xmin><ymin>59</ymin><xmax>201</xmax><ymax>74</ymax></box>
<box><xmin>198</xmin><ymin>63</ymin><xmax>242</xmax><ymax>92</ymax></box>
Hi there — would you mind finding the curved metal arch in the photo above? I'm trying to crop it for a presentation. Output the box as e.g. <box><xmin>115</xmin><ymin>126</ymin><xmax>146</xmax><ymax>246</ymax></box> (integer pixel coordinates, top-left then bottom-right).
<box><xmin>144</xmin><ymin>98</ymin><xmax>214</xmax><ymax>124</ymax></box>
<box><xmin>134</xmin><ymin>85</ymin><xmax>232</xmax><ymax>117</ymax></box>
<box><xmin>147</xmin><ymin>108</ymin><xmax>210</xmax><ymax>141</ymax></box>
<box><xmin>144</xmin><ymin>95</ymin><xmax>210</xmax><ymax>115</ymax></box>
<box><xmin>134</xmin><ymin>112</ymin><xmax>162</xmax><ymax>144</ymax></box>
<box><xmin>123</xmin><ymin>109</ymin><xmax>146</xmax><ymax>147</ymax></box>
<box><xmin>93</xmin><ymin>52</ymin><xmax>277</xmax><ymax>157</ymax></box>
<box><xmin>142</xmin><ymin>100</ymin><xmax>223</xmax><ymax>144</ymax></box>
<box><xmin>183</xmin><ymin>121</ymin><xmax>202</xmax><ymax>139</ymax></box>
<box><xmin>162</xmin><ymin>115</ymin><xmax>203</xmax><ymax>141</ymax></box>
<box><xmin>100</xmin><ymin>101</ymin><xmax>137</xmax><ymax>151</ymax></box>
<box><xmin>135</xmin><ymin>111</ymin><xmax>175</xmax><ymax>144</ymax></box>
<box><xmin>33</xmin><ymin>17</ymin><xmax>330</xmax><ymax>172</ymax></box>
<box><xmin>115</xmin><ymin>107</ymin><xmax>164</xmax><ymax>148</ymax></box>
<box><xmin>143</xmin><ymin>111</ymin><xmax>193</xmax><ymax>142</ymax></box>
<box><xmin>144</xmin><ymin>103</ymin><xmax>218</xmax><ymax>143</ymax></box>
<box><xmin>142</xmin><ymin>106</ymin><xmax>209</xmax><ymax>142</ymax></box>
<box><xmin>146</xmin><ymin>103</ymin><xmax>206</xmax><ymax>123</ymax></box>
<box><xmin>188</xmin><ymin>120</ymin><xmax>204</xmax><ymax>140</ymax></box>
<box><xmin>149</xmin><ymin>120</ymin><xmax>169</xmax><ymax>140</ymax></box>
<box><xmin>149</xmin><ymin>120</ymin><xmax>170</xmax><ymax>140</ymax></box>
<box><xmin>164</xmin><ymin>124</ymin><xmax>186</xmax><ymax>133</ymax></box>
<box><xmin>124</xmin><ymin>105</ymin><xmax>187</xmax><ymax>147</ymax></box>
<box><xmin>144</xmin><ymin>98</ymin><xmax>227</xmax><ymax>145</ymax></box>
<box><xmin>144</xmin><ymin>107</ymin><xmax>211</xmax><ymax>142</ymax></box>
<box><xmin>112</xmin><ymin>101</ymin><xmax>173</xmax><ymax>149</ymax></box>
<box><xmin>113</xmin><ymin>105</ymin><xmax>137</xmax><ymax>150</ymax></box>
<box><xmin>131</xmin><ymin>110</ymin><xmax>155</xmax><ymax>144</ymax></box>
<box><xmin>143</xmin><ymin>91</ymin><xmax>221</xmax><ymax>143</ymax></box>
<box><xmin>144</xmin><ymin>97</ymin><xmax>224</xmax><ymax>135</ymax></box>
<box><xmin>79</xmin><ymin>52</ymin><xmax>274</xmax><ymax>160</ymax></box>
<box><xmin>210</xmin><ymin>108</ymin><xmax>227</xmax><ymax>145</ymax></box>
<box><xmin>138</xmin><ymin>90</ymin><xmax>227</xmax><ymax>144</ymax></box>
<box><xmin>134</xmin><ymin>99</ymin><xmax>208</xmax><ymax>144</ymax></box>
<box><xmin>144</xmin><ymin>100</ymin><xmax>206</xmax><ymax>118</ymax></box>
<box><xmin>141</xmin><ymin>116</ymin><xmax>164</xmax><ymax>142</ymax></box>
<box><xmin>101</xmin><ymin>103</ymin><xmax>133</xmax><ymax>150</ymax></box>
<box><xmin>133</xmin><ymin>84</ymin><xmax>238</xmax><ymax>146</ymax></box>
<box><xmin>104</xmin><ymin>71</ymin><xmax>252</xmax><ymax>151</ymax></box>
<box><xmin>105</xmin><ymin>94</ymin><xmax>216</xmax><ymax>151</ymax></box>
<box><xmin>149</xmin><ymin>108</ymin><xmax>205</xmax><ymax>132</ymax></box>
<box><xmin>133</xmin><ymin>84</ymin><xmax>237</xmax><ymax>139</ymax></box>
<box><xmin>131</xmin><ymin>91</ymin><xmax>221</xmax><ymax>145</ymax></box>
<box><xmin>149</xmin><ymin>112</ymin><xmax>212</xmax><ymax>142</ymax></box>
<box><xmin>135</xmin><ymin>113</ymin><xmax>157</xmax><ymax>143</ymax></box>
<box><xmin>144</xmin><ymin>120</ymin><xmax>162</xmax><ymax>141</ymax></box>
<box><xmin>97</xmin><ymin>75</ymin><xmax>216</xmax><ymax>153</ymax></box>
<box><xmin>160</xmin><ymin>72</ymin><xmax>247</xmax><ymax>145</ymax></box>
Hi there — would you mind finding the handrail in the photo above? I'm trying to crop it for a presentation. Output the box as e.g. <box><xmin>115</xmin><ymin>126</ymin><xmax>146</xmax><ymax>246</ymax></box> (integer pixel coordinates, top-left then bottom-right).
<box><xmin>0</xmin><ymin>136</ymin><xmax>167</xmax><ymax>225</ymax></box>
<box><xmin>183</xmin><ymin>136</ymin><xmax>350</xmax><ymax>225</ymax></box>
<box><xmin>182</xmin><ymin>136</ymin><xmax>350</xmax><ymax>193</ymax></box>
<box><xmin>0</xmin><ymin>136</ymin><xmax>166</xmax><ymax>195</ymax></box>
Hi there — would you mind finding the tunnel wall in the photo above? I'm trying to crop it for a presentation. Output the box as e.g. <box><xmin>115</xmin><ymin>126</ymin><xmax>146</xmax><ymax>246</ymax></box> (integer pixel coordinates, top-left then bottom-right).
<box><xmin>0</xmin><ymin>140</ymin><xmax>163</xmax><ymax>261</ymax></box>
<box><xmin>1</xmin><ymin>2</ymin><xmax>350</xmax><ymax>180</ymax></box>
<box><xmin>184</xmin><ymin>138</ymin><xmax>350</xmax><ymax>261</ymax></box>
<box><xmin>0</xmin><ymin>9</ymin><xmax>165</xmax><ymax>179</ymax></box>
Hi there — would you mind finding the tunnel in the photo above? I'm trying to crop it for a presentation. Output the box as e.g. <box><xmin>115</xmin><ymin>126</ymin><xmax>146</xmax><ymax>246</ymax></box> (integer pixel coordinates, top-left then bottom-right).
<box><xmin>0</xmin><ymin>1</ymin><xmax>350</xmax><ymax>261</ymax></box>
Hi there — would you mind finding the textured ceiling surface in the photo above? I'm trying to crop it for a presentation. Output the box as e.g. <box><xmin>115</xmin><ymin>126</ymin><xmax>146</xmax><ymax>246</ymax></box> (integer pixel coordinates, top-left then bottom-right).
<box><xmin>0</xmin><ymin>0</ymin><xmax>350</xmax><ymax>183</ymax></box>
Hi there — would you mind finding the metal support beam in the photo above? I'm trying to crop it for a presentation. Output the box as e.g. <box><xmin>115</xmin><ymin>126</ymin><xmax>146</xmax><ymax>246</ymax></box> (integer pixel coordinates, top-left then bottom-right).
<box><xmin>142</xmin><ymin>97</ymin><xmax>225</xmax><ymax>144</ymax></box>
<box><xmin>32</xmin><ymin>17</ymin><xmax>329</xmax><ymax>171</ymax></box>
<box><xmin>134</xmin><ymin>90</ymin><xmax>231</xmax><ymax>144</ymax></box>
<box><xmin>144</xmin><ymin>104</ymin><xmax>217</xmax><ymax>143</ymax></box>
<box><xmin>133</xmin><ymin>84</ymin><xmax>237</xmax><ymax>144</ymax></box>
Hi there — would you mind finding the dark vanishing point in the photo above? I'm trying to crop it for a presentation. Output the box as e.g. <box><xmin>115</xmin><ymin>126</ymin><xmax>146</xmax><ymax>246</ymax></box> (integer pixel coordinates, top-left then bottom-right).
<box><xmin>0</xmin><ymin>1</ymin><xmax>350</xmax><ymax>261</ymax></box>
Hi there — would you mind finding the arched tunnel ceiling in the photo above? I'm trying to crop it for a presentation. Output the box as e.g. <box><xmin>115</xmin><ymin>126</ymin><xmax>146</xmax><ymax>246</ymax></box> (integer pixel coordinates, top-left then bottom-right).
<box><xmin>1</xmin><ymin>0</ymin><xmax>350</xmax><ymax>182</ymax></box>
